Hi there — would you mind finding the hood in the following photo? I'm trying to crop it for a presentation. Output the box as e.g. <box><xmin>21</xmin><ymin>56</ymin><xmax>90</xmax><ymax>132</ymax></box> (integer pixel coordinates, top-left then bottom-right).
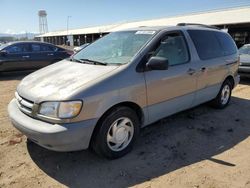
<box><xmin>17</xmin><ymin>60</ymin><xmax>119</xmax><ymax>102</ymax></box>
<box><xmin>240</xmin><ymin>54</ymin><xmax>250</xmax><ymax>65</ymax></box>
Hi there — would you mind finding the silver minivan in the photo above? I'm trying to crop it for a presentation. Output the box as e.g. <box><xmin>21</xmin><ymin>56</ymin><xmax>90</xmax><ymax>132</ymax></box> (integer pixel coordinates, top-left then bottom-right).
<box><xmin>8</xmin><ymin>24</ymin><xmax>240</xmax><ymax>159</ymax></box>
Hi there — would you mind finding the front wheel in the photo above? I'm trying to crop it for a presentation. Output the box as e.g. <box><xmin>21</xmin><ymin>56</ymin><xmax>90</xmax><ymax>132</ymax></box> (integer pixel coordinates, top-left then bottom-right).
<box><xmin>210</xmin><ymin>80</ymin><xmax>232</xmax><ymax>109</ymax></box>
<box><xmin>91</xmin><ymin>107</ymin><xmax>140</xmax><ymax>159</ymax></box>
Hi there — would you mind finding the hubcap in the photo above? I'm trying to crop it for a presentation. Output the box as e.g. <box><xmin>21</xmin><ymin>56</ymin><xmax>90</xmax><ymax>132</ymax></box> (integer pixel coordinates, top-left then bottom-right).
<box><xmin>221</xmin><ymin>84</ymin><xmax>230</xmax><ymax>105</ymax></box>
<box><xmin>107</xmin><ymin>117</ymin><xmax>134</xmax><ymax>152</ymax></box>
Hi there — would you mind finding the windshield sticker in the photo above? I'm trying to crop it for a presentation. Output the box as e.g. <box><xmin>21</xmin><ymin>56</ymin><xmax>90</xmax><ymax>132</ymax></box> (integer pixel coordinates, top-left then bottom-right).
<box><xmin>135</xmin><ymin>31</ymin><xmax>156</xmax><ymax>35</ymax></box>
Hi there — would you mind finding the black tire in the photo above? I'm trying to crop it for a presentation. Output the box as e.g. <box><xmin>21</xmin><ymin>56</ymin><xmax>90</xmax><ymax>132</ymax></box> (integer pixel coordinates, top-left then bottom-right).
<box><xmin>91</xmin><ymin>106</ymin><xmax>140</xmax><ymax>159</ymax></box>
<box><xmin>210</xmin><ymin>79</ymin><xmax>232</xmax><ymax>109</ymax></box>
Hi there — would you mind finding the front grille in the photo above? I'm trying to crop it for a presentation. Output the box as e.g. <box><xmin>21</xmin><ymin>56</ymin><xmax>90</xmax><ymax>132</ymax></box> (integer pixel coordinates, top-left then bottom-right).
<box><xmin>15</xmin><ymin>92</ymin><xmax>34</xmax><ymax>116</ymax></box>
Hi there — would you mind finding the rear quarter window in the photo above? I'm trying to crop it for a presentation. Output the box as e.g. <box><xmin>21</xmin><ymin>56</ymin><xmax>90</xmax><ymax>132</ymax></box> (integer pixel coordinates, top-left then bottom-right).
<box><xmin>187</xmin><ymin>30</ymin><xmax>223</xmax><ymax>60</ymax></box>
<box><xmin>57</xmin><ymin>47</ymin><xmax>65</xmax><ymax>52</ymax></box>
<box><xmin>41</xmin><ymin>44</ymin><xmax>57</xmax><ymax>52</ymax></box>
<box><xmin>215</xmin><ymin>32</ymin><xmax>237</xmax><ymax>56</ymax></box>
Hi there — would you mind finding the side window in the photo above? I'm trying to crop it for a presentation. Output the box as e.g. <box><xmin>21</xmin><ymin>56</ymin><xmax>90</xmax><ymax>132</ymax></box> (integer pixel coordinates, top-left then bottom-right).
<box><xmin>57</xmin><ymin>48</ymin><xmax>63</xmax><ymax>51</ymax></box>
<box><xmin>188</xmin><ymin>30</ymin><xmax>223</xmax><ymax>60</ymax></box>
<box><xmin>41</xmin><ymin>44</ymin><xmax>57</xmax><ymax>52</ymax></box>
<box><xmin>153</xmin><ymin>33</ymin><xmax>189</xmax><ymax>66</ymax></box>
<box><xmin>51</xmin><ymin>46</ymin><xmax>58</xmax><ymax>52</ymax></box>
<box><xmin>6</xmin><ymin>44</ymin><xmax>30</xmax><ymax>54</ymax></box>
<box><xmin>31</xmin><ymin>44</ymin><xmax>41</xmax><ymax>52</ymax></box>
<box><xmin>215</xmin><ymin>32</ymin><xmax>237</xmax><ymax>56</ymax></box>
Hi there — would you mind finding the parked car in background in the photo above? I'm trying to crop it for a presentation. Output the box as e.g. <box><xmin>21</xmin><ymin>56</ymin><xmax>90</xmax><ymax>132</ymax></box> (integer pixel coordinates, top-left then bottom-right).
<box><xmin>0</xmin><ymin>41</ymin><xmax>73</xmax><ymax>72</ymax></box>
<box><xmin>239</xmin><ymin>44</ymin><xmax>250</xmax><ymax>76</ymax></box>
<box><xmin>8</xmin><ymin>24</ymin><xmax>239</xmax><ymax>159</ymax></box>
<box><xmin>73</xmin><ymin>43</ymin><xmax>89</xmax><ymax>53</ymax></box>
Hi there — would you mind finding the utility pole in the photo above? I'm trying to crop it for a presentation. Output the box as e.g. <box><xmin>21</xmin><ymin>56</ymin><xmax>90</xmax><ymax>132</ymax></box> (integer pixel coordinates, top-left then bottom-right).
<box><xmin>66</xmin><ymin>16</ymin><xmax>71</xmax><ymax>45</ymax></box>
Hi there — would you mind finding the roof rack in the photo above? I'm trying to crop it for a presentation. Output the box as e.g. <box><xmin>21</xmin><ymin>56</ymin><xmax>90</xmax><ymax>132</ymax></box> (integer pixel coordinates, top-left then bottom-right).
<box><xmin>177</xmin><ymin>23</ymin><xmax>220</xmax><ymax>30</ymax></box>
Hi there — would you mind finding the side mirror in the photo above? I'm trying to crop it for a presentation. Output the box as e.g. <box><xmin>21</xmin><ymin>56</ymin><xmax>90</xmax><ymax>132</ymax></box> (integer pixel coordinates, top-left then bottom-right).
<box><xmin>146</xmin><ymin>56</ymin><xmax>169</xmax><ymax>71</ymax></box>
<box><xmin>0</xmin><ymin>50</ymin><xmax>8</xmax><ymax>57</ymax></box>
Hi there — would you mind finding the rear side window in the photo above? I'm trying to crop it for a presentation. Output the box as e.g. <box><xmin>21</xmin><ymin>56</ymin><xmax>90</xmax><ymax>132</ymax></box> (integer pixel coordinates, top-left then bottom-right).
<box><xmin>215</xmin><ymin>32</ymin><xmax>237</xmax><ymax>56</ymax></box>
<box><xmin>40</xmin><ymin>44</ymin><xmax>56</xmax><ymax>52</ymax></box>
<box><xmin>187</xmin><ymin>30</ymin><xmax>222</xmax><ymax>60</ymax></box>
<box><xmin>31</xmin><ymin>44</ymin><xmax>41</xmax><ymax>52</ymax></box>
<box><xmin>57</xmin><ymin>47</ymin><xmax>65</xmax><ymax>52</ymax></box>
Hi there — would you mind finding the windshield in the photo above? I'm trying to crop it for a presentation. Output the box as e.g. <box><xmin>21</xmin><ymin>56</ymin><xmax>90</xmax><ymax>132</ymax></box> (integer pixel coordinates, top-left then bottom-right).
<box><xmin>73</xmin><ymin>31</ymin><xmax>155</xmax><ymax>65</ymax></box>
<box><xmin>239</xmin><ymin>45</ymin><xmax>250</xmax><ymax>55</ymax></box>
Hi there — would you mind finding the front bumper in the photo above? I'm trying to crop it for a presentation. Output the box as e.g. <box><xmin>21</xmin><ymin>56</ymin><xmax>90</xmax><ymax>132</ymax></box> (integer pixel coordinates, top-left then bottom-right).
<box><xmin>8</xmin><ymin>99</ymin><xmax>98</xmax><ymax>152</ymax></box>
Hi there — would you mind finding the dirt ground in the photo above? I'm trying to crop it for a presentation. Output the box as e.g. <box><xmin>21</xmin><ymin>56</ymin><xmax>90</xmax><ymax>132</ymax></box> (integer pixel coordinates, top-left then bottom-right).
<box><xmin>0</xmin><ymin>71</ymin><xmax>250</xmax><ymax>188</ymax></box>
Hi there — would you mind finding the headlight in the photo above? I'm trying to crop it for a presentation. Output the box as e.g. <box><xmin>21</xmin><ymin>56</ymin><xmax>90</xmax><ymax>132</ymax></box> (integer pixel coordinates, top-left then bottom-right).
<box><xmin>39</xmin><ymin>102</ymin><xmax>59</xmax><ymax>118</ymax></box>
<box><xmin>58</xmin><ymin>101</ymin><xmax>82</xmax><ymax>118</ymax></box>
<box><xmin>38</xmin><ymin>101</ymin><xmax>82</xmax><ymax>119</ymax></box>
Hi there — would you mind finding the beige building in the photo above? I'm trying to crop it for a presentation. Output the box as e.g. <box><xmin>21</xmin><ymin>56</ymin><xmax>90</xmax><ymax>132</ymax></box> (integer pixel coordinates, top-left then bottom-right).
<box><xmin>37</xmin><ymin>6</ymin><xmax>250</xmax><ymax>47</ymax></box>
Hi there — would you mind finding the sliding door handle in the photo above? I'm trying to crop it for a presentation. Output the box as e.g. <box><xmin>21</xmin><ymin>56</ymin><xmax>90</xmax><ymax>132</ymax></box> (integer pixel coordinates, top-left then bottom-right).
<box><xmin>200</xmin><ymin>67</ymin><xmax>206</xmax><ymax>72</ymax></box>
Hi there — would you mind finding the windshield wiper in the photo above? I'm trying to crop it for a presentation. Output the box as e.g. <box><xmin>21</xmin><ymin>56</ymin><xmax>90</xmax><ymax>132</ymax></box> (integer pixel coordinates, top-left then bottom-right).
<box><xmin>79</xmin><ymin>58</ymin><xmax>107</xmax><ymax>66</ymax></box>
<box><xmin>70</xmin><ymin>57</ymin><xmax>121</xmax><ymax>66</ymax></box>
<box><xmin>69</xmin><ymin>57</ymin><xmax>84</xmax><ymax>63</ymax></box>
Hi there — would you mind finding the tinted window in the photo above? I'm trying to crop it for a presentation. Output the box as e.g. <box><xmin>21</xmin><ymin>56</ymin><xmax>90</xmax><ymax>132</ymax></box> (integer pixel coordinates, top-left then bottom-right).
<box><xmin>31</xmin><ymin>44</ymin><xmax>41</xmax><ymax>52</ymax></box>
<box><xmin>57</xmin><ymin>47</ymin><xmax>65</xmax><ymax>52</ymax></box>
<box><xmin>6</xmin><ymin>44</ymin><xmax>30</xmax><ymax>53</ymax></box>
<box><xmin>40</xmin><ymin>44</ymin><xmax>56</xmax><ymax>52</ymax></box>
<box><xmin>188</xmin><ymin>30</ymin><xmax>222</xmax><ymax>60</ymax></box>
<box><xmin>154</xmin><ymin>33</ymin><xmax>189</xmax><ymax>66</ymax></box>
<box><xmin>215</xmin><ymin>32</ymin><xmax>237</xmax><ymax>56</ymax></box>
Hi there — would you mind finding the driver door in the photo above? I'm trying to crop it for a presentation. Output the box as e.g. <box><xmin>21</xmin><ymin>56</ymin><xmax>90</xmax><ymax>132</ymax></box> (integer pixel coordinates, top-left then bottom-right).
<box><xmin>143</xmin><ymin>31</ymin><xmax>197</xmax><ymax>124</ymax></box>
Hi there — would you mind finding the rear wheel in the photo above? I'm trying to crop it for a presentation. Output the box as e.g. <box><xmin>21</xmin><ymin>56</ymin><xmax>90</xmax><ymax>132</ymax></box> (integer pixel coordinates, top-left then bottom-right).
<box><xmin>92</xmin><ymin>107</ymin><xmax>139</xmax><ymax>159</ymax></box>
<box><xmin>210</xmin><ymin>79</ymin><xmax>232</xmax><ymax>109</ymax></box>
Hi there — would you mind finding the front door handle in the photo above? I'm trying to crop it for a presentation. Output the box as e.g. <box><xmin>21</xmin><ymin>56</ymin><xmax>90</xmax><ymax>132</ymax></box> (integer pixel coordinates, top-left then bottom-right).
<box><xmin>47</xmin><ymin>53</ymin><xmax>54</xmax><ymax>56</ymax></box>
<box><xmin>22</xmin><ymin>55</ymin><xmax>30</xmax><ymax>58</ymax></box>
<box><xmin>187</xmin><ymin>68</ymin><xmax>196</xmax><ymax>75</ymax></box>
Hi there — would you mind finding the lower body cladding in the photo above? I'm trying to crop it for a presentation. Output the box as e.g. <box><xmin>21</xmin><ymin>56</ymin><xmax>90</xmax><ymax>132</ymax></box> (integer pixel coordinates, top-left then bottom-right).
<box><xmin>8</xmin><ymin>99</ymin><xmax>97</xmax><ymax>152</ymax></box>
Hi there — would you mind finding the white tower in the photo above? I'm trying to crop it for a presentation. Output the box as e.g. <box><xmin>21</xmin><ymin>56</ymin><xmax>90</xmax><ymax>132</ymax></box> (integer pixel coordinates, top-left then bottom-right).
<box><xmin>38</xmin><ymin>10</ymin><xmax>48</xmax><ymax>34</ymax></box>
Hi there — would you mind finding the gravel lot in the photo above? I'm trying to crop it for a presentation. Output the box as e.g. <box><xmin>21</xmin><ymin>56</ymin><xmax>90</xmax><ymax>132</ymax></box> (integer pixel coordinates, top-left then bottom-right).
<box><xmin>0</xmin><ymin>72</ymin><xmax>250</xmax><ymax>188</ymax></box>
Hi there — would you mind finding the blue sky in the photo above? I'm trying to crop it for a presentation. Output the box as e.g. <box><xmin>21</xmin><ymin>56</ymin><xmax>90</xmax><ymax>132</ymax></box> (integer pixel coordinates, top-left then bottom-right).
<box><xmin>0</xmin><ymin>0</ymin><xmax>250</xmax><ymax>34</ymax></box>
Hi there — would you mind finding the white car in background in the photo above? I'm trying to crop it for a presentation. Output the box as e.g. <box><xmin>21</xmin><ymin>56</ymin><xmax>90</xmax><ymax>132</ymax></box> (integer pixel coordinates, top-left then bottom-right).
<box><xmin>239</xmin><ymin>44</ymin><xmax>250</xmax><ymax>76</ymax></box>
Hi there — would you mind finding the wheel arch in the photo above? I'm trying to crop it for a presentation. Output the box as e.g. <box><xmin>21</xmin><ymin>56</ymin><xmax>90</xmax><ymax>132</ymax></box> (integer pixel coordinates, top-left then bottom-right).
<box><xmin>224</xmin><ymin>75</ymin><xmax>235</xmax><ymax>88</ymax></box>
<box><xmin>89</xmin><ymin>101</ymin><xmax>144</xmax><ymax>147</ymax></box>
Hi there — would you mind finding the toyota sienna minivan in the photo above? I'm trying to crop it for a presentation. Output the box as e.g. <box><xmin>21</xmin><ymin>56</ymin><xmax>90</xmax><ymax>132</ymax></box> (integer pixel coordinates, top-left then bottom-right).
<box><xmin>8</xmin><ymin>24</ymin><xmax>240</xmax><ymax>159</ymax></box>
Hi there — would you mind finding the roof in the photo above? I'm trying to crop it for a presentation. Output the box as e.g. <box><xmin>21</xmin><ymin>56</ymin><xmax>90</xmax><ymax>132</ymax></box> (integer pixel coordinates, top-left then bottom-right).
<box><xmin>38</xmin><ymin>6</ymin><xmax>250</xmax><ymax>38</ymax></box>
<box><xmin>1</xmin><ymin>41</ymin><xmax>58</xmax><ymax>46</ymax></box>
<box><xmin>123</xmin><ymin>25</ymin><xmax>221</xmax><ymax>33</ymax></box>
